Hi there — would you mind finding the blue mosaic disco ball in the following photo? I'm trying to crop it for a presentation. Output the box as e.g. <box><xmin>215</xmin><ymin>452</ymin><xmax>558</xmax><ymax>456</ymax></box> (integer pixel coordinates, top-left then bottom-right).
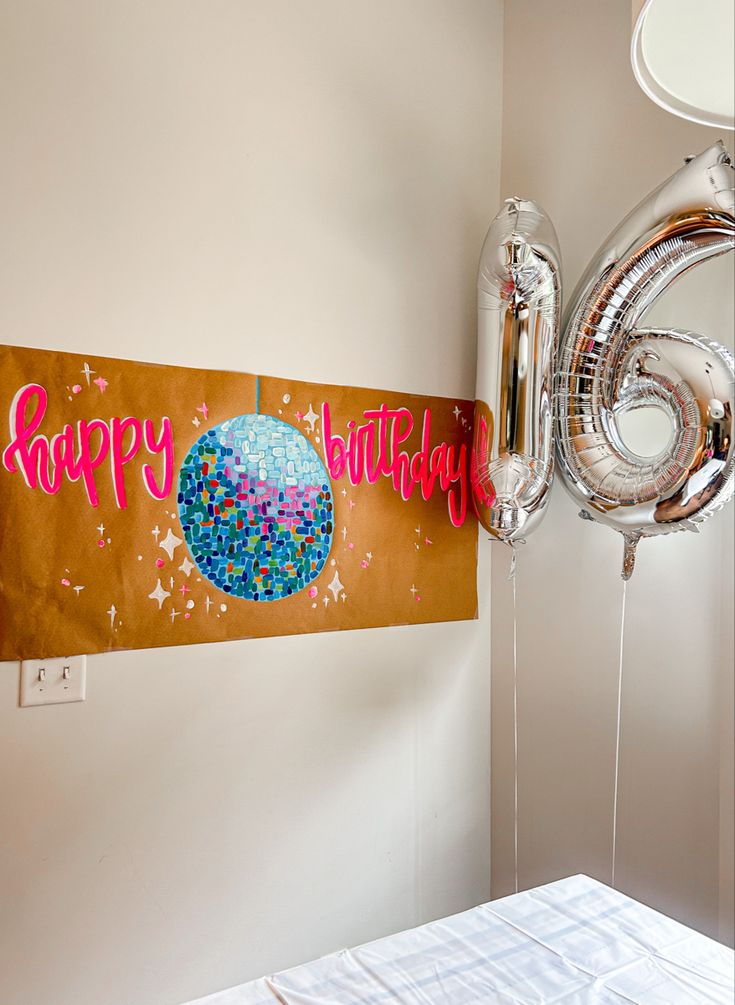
<box><xmin>178</xmin><ymin>414</ymin><xmax>333</xmax><ymax>601</ymax></box>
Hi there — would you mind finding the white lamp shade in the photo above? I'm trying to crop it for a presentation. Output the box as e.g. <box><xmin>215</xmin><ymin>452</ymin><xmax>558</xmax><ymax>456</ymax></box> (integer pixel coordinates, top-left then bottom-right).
<box><xmin>631</xmin><ymin>0</ymin><xmax>735</xmax><ymax>130</ymax></box>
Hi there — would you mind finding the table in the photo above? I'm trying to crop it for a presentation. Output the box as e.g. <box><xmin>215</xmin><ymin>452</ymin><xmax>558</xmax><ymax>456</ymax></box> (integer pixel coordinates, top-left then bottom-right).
<box><xmin>185</xmin><ymin>874</ymin><xmax>735</xmax><ymax>1004</ymax></box>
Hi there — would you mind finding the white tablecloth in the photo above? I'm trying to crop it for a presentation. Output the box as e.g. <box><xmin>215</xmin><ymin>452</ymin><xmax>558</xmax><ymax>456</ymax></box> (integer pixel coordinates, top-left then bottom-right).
<box><xmin>185</xmin><ymin>874</ymin><xmax>735</xmax><ymax>1004</ymax></box>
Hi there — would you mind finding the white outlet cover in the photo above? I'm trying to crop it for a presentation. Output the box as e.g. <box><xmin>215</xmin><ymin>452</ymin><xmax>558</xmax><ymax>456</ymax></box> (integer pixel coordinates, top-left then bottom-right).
<box><xmin>20</xmin><ymin>655</ymin><xmax>87</xmax><ymax>707</ymax></box>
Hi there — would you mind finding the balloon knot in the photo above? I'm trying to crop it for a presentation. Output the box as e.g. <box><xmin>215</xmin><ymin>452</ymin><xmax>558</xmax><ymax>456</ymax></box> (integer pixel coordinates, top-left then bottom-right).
<box><xmin>621</xmin><ymin>533</ymin><xmax>641</xmax><ymax>581</ymax></box>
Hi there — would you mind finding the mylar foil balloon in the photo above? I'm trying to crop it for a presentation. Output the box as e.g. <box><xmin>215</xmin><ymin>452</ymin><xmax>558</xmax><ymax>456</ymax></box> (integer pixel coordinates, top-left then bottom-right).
<box><xmin>472</xmin><ymin>198</ymin><xmax>561</xmax><ymax>543</ymax></box>
<box><xmin>556</xmin><ymin>143</ymin><xmax>735</xmax><ymax>578</ymax></box>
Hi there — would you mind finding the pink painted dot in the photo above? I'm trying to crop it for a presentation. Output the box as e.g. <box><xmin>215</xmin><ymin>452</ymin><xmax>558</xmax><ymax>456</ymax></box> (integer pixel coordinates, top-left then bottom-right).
<box><xmin>416</xmin><ymin>595</ymin><xmax>421</xmax><ymax>602</ymax></box>
<box><xmin>348</xmin><ymin>542</ymin><xmax>354</xmax><ymax>550</ymax></box>
<box><xmin>361</xmin><ymin>560</ymin><xmax>369</xmax><ymax>569</ymax></box>
<box><xmin>72</xmin><ymin>384</ymin><xmax>82</xmax><ymax>394</ymax></box>
<box><xmin>308</xmin><ymin>586</ymin><xmax>318</xmax><ymax>598</ymax></box>
<box><xmin>97</xmin><ymin>539</ymin><xmax>105</xmax><ymax>548</ymax></box>
<box><xmin>184</xmin><ymin>612</ymin><xmax>191</xmax><ymax>620</ymax></box>
<box><xmin>61</xmin><ymin>578</ymin><xmax>70</xmax><ymax>587</ymax></box>
<box><xmin>156</xmin><ymin>558</ymin><xmax>165</xmax><ymax>568</ymax></box>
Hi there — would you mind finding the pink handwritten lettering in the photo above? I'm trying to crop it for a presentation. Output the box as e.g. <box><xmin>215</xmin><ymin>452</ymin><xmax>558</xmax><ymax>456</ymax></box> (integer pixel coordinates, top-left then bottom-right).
<box><xmin>470</xmin><ymin>409</ymin><xmax>496</xmax><ymax>518</ymax></box>
<box><xmin>141</xmin><ymin>417</ymin><xmax>174</xmax><ymax>500</ymax></box>
<box><xmin>2</xmin><ymin>383</ymin><xmax>174</xmax><ymax>509</ymax></box>
<box><xmin>322</xmin><ymin>403</ymin><xmax>468</xmax><ymax>527</ymax></box>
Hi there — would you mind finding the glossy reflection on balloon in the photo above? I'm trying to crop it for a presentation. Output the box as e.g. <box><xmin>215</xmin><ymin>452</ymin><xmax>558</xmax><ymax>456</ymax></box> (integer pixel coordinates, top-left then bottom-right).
<box><xmin>472</xmin><ymin>198</ymin><xmax>561</xmax><ymax>544</ymax></box>
<box><xmin>555</xmin><ymin>143</ymin><xmax>735</xmax><ymax>578</ymax></box>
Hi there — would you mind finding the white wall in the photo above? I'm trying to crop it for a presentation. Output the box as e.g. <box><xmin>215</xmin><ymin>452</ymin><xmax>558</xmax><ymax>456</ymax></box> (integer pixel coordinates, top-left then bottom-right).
<box><xmin>0</xmin><ymin>3</ymin><xmax>503</xmax><ymax>1003</ymax></box>
<box><xmin>494</xmin><ymin>0</ymin><xmax>734</xmax><ymax>945</ymax></box>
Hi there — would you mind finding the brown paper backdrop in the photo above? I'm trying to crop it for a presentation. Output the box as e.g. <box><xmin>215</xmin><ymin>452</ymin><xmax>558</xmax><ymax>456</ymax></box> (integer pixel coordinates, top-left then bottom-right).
<box><xmin>0</xmin><ymin>345</ymin><xmax>477</xmax><ymax>659</ymax></box>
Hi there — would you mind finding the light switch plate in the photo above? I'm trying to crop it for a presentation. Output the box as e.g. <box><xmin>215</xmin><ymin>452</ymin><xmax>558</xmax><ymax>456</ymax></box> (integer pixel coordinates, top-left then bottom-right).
<box><xmin>19</xmin><ymin>655</ymin><xmax>87</xmax><ymax>707</ymax></box>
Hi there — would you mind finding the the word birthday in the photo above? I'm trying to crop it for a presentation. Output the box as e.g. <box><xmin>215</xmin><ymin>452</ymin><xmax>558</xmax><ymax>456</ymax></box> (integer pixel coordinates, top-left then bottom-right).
<box><xmin>2</xmin><ymin>383</ymin><xmax>174</xmax><ymax>508</ymax></box>
<box><xmin>322</xmin><ymin>403</ymin><xmax>468</xmax><ymax>527</ymax></box>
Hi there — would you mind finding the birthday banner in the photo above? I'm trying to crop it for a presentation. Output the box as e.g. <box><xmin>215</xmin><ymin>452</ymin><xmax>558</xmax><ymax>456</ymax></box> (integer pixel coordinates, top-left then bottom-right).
<box><xmin>0</xmin><ymin>345</ymin><xmax>477</xmax><ymax>660</ymax></box>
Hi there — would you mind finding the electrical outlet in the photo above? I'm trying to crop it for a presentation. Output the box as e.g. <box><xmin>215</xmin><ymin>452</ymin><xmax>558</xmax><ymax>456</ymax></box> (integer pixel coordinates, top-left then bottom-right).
<box><xmin>19</xmin><ymin>656</ymin><xmax>87</xmax><ymax>707</ymax></box>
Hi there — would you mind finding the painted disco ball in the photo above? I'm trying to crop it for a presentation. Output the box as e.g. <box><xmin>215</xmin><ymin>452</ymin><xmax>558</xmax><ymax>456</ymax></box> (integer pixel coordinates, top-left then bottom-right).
<box><xmin>178</xmin><ymin>413</ymin><xmax>333</xmax><ymax>601</ymax></box>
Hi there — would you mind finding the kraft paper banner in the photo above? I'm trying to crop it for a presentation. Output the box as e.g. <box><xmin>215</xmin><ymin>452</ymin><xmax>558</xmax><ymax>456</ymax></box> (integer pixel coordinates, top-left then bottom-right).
<box><xmin>0</xmin><ymin>345</ymin><xmax>478</xmax><ymax>660</ymax></box>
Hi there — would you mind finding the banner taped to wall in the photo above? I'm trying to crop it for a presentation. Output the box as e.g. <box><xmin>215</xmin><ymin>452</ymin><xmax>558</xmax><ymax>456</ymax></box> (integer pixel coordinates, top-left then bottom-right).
<box><xmin>0</xmin><ymin>345</ymin><xmax>478</xmax><ymax>659</ymax></box>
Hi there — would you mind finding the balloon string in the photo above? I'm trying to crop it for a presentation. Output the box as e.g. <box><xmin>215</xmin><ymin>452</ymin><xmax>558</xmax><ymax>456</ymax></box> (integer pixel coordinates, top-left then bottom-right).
<box><xmin>508</xmin><ymin>543</ymin><xmax>519</xmax><ymax>895</ymax></box>
<box><xmin>611</xmin><ymin>578</ymin><xmax>628</xmax><ymax>889</ymax></box>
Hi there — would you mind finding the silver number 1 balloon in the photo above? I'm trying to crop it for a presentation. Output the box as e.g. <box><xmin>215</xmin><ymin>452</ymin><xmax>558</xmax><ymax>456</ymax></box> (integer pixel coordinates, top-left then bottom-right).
<box><xmin>471</xmin><ymin>198</ymin><xmax>561</xmax><ymax>543</ymax></box>
<box><xmin>556</xmin><ymin>143</ymin><xmax>735</xmax><ymax>578</ymax></box>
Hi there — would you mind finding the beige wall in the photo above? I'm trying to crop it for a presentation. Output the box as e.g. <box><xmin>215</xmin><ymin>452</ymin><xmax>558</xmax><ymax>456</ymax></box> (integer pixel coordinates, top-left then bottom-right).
<box><xmin>495</xmin><ymin>0</ymin><xmax>734</xmax><ymax>945</ymax></box>
<box><xmin>0</xmin><ymin>3</ymin><xmax>502</xmax><ymax>1004</ymax></box>
<box><xmin>2</xmin><ymin>4</ymin><xmax>732</xmax><ymax>1004</ymax></box>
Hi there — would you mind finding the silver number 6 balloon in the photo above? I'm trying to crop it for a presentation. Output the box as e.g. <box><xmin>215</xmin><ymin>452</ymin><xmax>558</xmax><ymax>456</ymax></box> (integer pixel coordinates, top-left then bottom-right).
<box><xmin>556</xmin><ymin>143</ymin><xmax>735</xmax><ymax>578</ymax></box>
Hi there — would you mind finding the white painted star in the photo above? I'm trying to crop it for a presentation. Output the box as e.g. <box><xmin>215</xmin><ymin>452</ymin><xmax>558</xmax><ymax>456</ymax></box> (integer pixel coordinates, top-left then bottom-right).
<box><xmin>192</xmin><ymin>416</ymin><xmax>201</xmax><ymax>427</ymax></box>
<box><xmin>348</xmin><ymin>499</ymin><xmax>355</xmax><ymax>510</ymax></box>
<box><xmin>341</xmin><ymin>526</ymin><xmax>347</xmax><ymax>541</ymax></box>
<box><xmin>366</xmin><ymin>552</ymin><xmax>373</xmax><ymax>561</ymax></box>
<box><xmin>159</xmin><ymin>528</ymin><xmax>183</xmax><ymax>560</ymax></box>
<box><xmin>303</xmin><ymin>404</ymin><xmax>319</xmax><ymax>433</ymax></box>
<box><xmin>410</xmin><ymin>584</ymin><xmax>418</xmax><ymax>597</ymax></box>
<box><xmin>179</xmin><ymin>557</ymin><xmax>195</xmax><ymax>577</ymax></box>
<box><xmin>148</xmin><ymin>580</ymin><xmax>171</xmax><ymax>609</ymax></box>
<box><xmin>106</xmin><ymin>604</ymin><xmax>117</xmax><ymax>627</ymax></box>
<box><xmin>415</xmin><ymin>525</ymin><xmax>421</xmax><ymax>536</ymax></box>
<box><xmin>169</xmin><ymin>608</ymin><xmax>180</xmax><ymax>623</ymax></box>
<box><xmin>341</xmin><ymin>593</ymin><xmax>347</xmax><ymax>602</ymax></box>
<box><xmin>205</xmin><ymin>596</ymin><xmax>213</xmax><ymax>613</ymax></box>
<box><xmin>341</xmin><ymin>488</ymin><xmax>347</xmax><ymax>497</ymax></box>
<box><xmin>73</xmin><ymin>585</ymin><xmax>85</xmax><ymax>595</ymax></box>
<box><xmin>97</xmin><ymin>523</ymin><xmax>105</xmax><ymax>536</ymax></box>
<box><xmin>81</xmin><ymin>362</ymin><xmax>96</xmax><ymax>386</ymax></box>
<box><xmin>328</xmin><ymin>570</ymin><xmax>344</xmax><ymax>601</ymax></box>
<box><xmin>323</xmin><ymin>595</ymin><xmax>330</xmax><ymax>607</ymax></box>
<box><xmin>152</xmin><ymin>525</ymin><xmax>161</xmax><ymax>541</ymax></box>
<box><xmin>453</xmin><ymin>405</ymin><xmax>461</xmax><ymax>421</ymax></box>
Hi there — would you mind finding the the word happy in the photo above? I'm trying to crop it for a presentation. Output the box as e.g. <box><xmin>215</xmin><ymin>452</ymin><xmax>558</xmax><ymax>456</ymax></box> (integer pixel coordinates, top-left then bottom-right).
<box><xmin>322</xmin><ymin>403</ymin><xmax>468</xmax><ymax>527</ymax></box>
<box><xmin>2</xmin><ymin>383</ymin><xmax>174</xmax><ymax>508</ymax></box>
